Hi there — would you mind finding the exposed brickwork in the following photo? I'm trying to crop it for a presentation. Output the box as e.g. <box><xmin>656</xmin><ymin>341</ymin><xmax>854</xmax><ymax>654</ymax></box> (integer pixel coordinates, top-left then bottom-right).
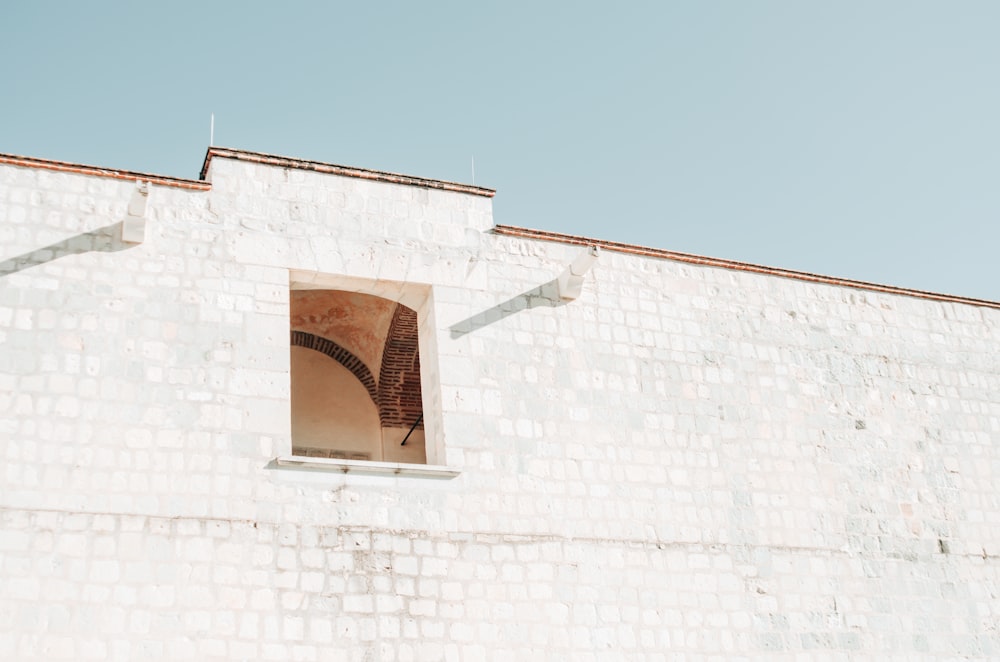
<box><xmin>377</xmin><ymin>304</ymin><xmax>424</xmax><ymax>429</ymax></box>
<box><xmin>290</xmin><ymin>330</ymin><xmax>378</xmax><ymax>404</ymax></box>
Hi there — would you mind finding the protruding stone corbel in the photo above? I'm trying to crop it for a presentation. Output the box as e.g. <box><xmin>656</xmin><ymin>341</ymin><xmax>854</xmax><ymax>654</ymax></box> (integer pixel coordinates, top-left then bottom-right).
<box><xmin>557</xmin><ymin>245</ymin><xmax>600</xmax><ymax>301</ymax></box>
<box><xmin>122</xmin><ymin>180</ymin><xmax>151</xmax><ymax>244</ymax></box>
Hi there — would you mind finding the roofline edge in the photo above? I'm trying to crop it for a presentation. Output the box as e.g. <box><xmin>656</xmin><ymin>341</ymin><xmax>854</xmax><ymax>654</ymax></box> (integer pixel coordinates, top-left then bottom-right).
<box><xmin>201</xmin><ymin>146</ymin><xmax>496</xmax><ymax>197</ymax></box>
<box><xmin>0</xmin><ymin>153</ymin><xmax>210</xmax><ymax>190</ymax></box>
<box><xmin>493</xmin><ymin>225</ymin><xmax>1000</xmax><ymax>310</ymax></box>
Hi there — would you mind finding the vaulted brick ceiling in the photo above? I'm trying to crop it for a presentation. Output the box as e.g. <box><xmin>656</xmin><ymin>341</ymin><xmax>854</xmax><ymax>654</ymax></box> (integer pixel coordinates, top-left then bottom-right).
<box><xmin>290</xmin><ymin>290</ymin><xmax>423</xmax><ymax>429</ymax></box>
<box><xmin>290</xmin><ymin>290</ymin><xmax>396</xmax><ymax>376</ymax></box>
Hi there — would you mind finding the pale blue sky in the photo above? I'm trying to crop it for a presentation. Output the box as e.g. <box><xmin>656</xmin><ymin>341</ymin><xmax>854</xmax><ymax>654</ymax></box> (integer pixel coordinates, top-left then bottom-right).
<box><xmin>3</xmin><ymin>2</ymin><xmax>998</xmax><ymax>300</ymax></box>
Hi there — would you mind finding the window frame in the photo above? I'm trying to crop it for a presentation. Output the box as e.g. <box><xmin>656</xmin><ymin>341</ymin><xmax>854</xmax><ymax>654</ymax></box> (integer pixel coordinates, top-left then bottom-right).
<box><xmin>279</xmin><ymin>270</ymin><xmax>454</xmax><ymax>476</ymax></box>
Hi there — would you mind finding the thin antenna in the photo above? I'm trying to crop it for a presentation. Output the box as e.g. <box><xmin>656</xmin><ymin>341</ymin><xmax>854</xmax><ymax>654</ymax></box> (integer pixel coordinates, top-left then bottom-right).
<box><xmin>471</xmin><ymin>155</ymin><xmax>476</xmax><ymax>185</ymax></box>
<box><xmin>210</xmin><ymin>113</ymin><xmax>215</xmax><ymax>146</ymax></box>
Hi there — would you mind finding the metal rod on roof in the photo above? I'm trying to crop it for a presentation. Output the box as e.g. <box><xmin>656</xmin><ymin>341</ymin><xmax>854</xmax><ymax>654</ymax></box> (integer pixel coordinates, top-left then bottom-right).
<box><xmin>210</xmin><ymin>113</ymin><xmax>215</xmax><ymax>146</ymax></box>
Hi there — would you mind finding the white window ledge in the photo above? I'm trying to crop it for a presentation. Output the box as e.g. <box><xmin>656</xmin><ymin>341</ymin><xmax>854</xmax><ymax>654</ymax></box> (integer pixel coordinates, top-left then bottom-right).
<box><xmin>275</xmin><ymin>455</ymin><xmax>460</xmax><ymax>479</ymax></box>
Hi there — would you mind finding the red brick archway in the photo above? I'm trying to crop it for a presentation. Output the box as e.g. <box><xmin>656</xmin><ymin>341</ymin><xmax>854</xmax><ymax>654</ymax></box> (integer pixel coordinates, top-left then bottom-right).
<box><xmin>290</xmin><ymin>330</ymin><xmax>378</xmax><ymax>405</ymax></box>
<box><xmin>377</xmin><ymin>304</ymin><xmax>423</xmax><ymax>430</ymax></box>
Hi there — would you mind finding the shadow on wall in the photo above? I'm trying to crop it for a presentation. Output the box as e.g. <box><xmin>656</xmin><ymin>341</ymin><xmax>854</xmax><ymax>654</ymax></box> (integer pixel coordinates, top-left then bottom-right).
<box><xmin>449</xmin><ymin>279</ymin><xmax>566</xmax><ymax>339</ymax></box>
<box><xmin>0</xmin><ymin>222</ymin><xmax>129</xmax><ymax>277</ymax></box>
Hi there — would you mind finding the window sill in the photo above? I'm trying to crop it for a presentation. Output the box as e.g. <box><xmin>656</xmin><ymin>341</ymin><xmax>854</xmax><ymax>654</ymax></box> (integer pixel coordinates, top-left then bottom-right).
<box><xmin>274</xmin><ymin>455</ymin><xmax>460</xmax><ymax>479</ymax></box>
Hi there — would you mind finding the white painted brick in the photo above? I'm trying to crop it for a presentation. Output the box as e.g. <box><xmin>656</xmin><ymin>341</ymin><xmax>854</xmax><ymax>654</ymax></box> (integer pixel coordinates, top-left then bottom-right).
<box><xmin>1</xmin><ymin>153</ymin><xmax>998</xmax><ymax>661</ymax></box>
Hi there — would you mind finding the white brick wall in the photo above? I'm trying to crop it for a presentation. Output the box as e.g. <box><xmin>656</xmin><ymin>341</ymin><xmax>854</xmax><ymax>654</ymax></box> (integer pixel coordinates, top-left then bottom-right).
<box><xmin>1</xmin><ymin>150</ymin><xmax>999</xmax><ymax>659</ymax></box>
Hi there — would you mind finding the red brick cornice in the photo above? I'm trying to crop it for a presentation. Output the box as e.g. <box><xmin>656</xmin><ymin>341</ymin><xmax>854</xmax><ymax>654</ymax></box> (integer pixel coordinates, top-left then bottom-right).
<box><xmin>201</xmin><ymin>147</ymin><xmax>495</xmax><ymax>198</ymax></box>
<box><xmin>493</xmin><ymin>225</ymin><xmax>1000</xmax><ymax>310</ymax></box>
<box><xmin>0</xmin><ymin>153</ymin><xmax>210</xmax><ymax>190</ymax></box>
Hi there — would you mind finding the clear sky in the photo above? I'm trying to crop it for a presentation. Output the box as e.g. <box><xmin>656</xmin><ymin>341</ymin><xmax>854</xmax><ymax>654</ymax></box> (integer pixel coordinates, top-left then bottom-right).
<box><xmin>3</xmin><ymin>1</ymin><xmax>998</xmax><ymax>301</ymax></box>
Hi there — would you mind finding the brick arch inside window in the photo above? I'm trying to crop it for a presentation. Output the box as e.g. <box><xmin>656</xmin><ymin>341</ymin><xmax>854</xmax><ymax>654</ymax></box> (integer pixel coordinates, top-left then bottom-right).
<box><xmin>291</xmin><ymin>305</ymin><xmax>423</xmax><ymax>431</ymax></box>
<box><xmin>288</xmin><ymin>280</ymin><xmax>433</xmax><ymax>464</ymax></box>
<box><xmin>290</xmin><ymin>330</ymin><xmax>378</xmax><ymax>404</ymax></box>
<box><xmin>377</xmin><ymin>304</ymin><xmax>423</xmax><ymax>430</ymax></box>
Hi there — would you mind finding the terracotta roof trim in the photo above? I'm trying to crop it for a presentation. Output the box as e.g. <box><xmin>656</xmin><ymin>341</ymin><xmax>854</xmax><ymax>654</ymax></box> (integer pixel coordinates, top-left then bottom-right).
<box><xmin>5</xmin><ymin>149</ymin><xmax>991</xmax><ymax>308</ymax></box>
<box><xmin>493</xmin><ymin>225</ymin><xmax>1000</xmax><ymax>310</ymax></box>
<box><xmin>0</xmin><ymin>153</ymin><xmax>210</xmax><ymax>191</ymax></box>
<box><xmin>201</xmin><ymin>146</ymin><xmax>496</xmax><ymax>198</ymax></box>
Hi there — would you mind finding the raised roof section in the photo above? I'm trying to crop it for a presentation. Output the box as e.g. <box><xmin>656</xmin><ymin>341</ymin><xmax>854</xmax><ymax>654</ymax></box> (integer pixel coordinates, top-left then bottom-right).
<box><xmin>200</xmin><ymin>146</ymin><xmax>496</xmax><ymax>197</ymax></box>
<box><xmin>2</xmin><ymin>147</ymin><xmax>992</xmax><ymax>308</ymax></box>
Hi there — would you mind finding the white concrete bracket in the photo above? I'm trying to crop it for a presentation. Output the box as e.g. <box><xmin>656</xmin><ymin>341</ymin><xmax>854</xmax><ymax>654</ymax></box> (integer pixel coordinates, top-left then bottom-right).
<box><xmin>122</xmin><ymin>180</ymin><xmax>151</xmax><ymax>244</ymax></box>
<box><xmin>557</xmin><ymin>245</ymin><xmax>600</xmax><ymax>301</ymax></box>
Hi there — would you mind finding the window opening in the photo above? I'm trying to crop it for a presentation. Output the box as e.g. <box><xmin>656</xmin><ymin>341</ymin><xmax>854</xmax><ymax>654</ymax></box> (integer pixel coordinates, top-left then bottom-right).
<box><xmin>289</xmin><ymin>288</ymin><xmax>427</xmax><ymax>464</ymax></box>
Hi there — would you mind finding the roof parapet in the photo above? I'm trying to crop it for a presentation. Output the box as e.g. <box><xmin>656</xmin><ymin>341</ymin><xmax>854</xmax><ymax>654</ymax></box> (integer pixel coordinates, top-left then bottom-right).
<box><xmin>0</xmin><ymin>153</ymin><xmax>210</xmax><ymax>190</ymax></box>
<box><xmin>494</xmin><ymin>225</ymin><xmax>1000</xmax><ymax>310</ymax></box>
<box><xmin>201</xmin><ymin>147</ymin><xmax>495</xmax><ymax>198</ymax></box>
